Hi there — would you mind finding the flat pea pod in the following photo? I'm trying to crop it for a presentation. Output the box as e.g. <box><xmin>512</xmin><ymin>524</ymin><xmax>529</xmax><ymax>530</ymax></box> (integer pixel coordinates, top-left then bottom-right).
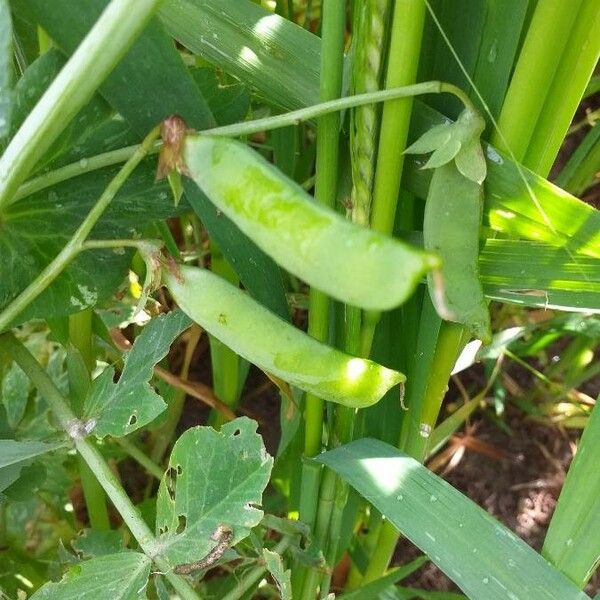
<box><xmin>424</xmin><ymin>162</ymin><xmax>491</xmax><ymax>342</ymax></box>
<box><xmin>182</xmin><ymin>135</ymin><xmax>439</xmax><ymax>311</ymax></box>
<box><xmin>163</xmin><ymin>264</ymin><xmax>404</xmax><ymax>408</ymax></box>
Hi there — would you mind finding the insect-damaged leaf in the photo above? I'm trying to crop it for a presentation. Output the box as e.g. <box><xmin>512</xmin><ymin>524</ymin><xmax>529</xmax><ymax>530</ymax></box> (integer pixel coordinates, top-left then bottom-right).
<box><xmin>83</xmin><ymin>311</ymin><xmax>191</xmax><ymax>437</ymax></box>
<box><xmin>155</xmin><ymin>417</ymin><xmax>273</xmax><ymax>568</ymax></box>
<box><xmin>29</xmin><ymin>552</ymin><xmax>151</xmax><ymax>600</ymax></box>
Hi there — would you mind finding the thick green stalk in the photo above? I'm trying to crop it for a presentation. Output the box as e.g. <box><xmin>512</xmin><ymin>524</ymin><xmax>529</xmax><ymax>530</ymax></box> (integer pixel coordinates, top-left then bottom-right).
<box><xmin>0</xmin><ymin>0</ymin><xmax>162</xmax><ymax>210</ymax></box>
<box><xmin>69</xmin><ymin>309</ymin><xmax>111</xmax><ymax>531</ymax></box>
<box><xmin>523</xmin><ymin>0</ymin><xmax>600</xmax><ymax>176</ymax></box>
<box><xmin>0</xmin><ymin>126</ymin><xmax>160</xmax><ymax>333</ymax></box>
<box><xmin>360</xmin><ymin>0</ymin><xmax>427</xmax><ymax>354</ymax></box>
<box><xmin>0</xmin><ymin>332</ymin><xmax>200</xmax><ymax>600</ymax></box>
<box><xmin>491</xmin><ymin>0</ymin><xmax>584</xmax><ymax>161</ymax></box>
<box><xmin>303</xmin><ymin>0</ymin><xmax>346</xmax><ymax>459</ymax></box>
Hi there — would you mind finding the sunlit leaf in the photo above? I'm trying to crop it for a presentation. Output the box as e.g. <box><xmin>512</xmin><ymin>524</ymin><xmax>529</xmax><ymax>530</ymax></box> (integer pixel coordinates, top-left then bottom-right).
<box><xmin>317</xmin><ymin>439</ymin><xmax>591</xmax><ymax>600</ymax></box>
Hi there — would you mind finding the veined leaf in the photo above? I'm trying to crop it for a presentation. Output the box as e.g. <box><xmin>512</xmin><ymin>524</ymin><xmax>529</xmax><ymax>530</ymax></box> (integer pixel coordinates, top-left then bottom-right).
<box><xmin>160</xmin><ymin>0</ymin><xmax>600</xmax><ymax>259</ymax></box>
<box><xmin>155</xmin><ymin>417</ymin><xmax>273</xmax><ymax>567</ymax></box>
<box><xmin>263</xmin><ymin>548</ymin><xmax>292</xmax><ymax>600</ymax></box>
<box><xmin>1</xmin><ymin>361</ymin><xmax>30</xmax><ymax>428</ymax></box>
<box><xmin>71</xmin><ymin>529</ymin><xmax>126</xmax><ymax>559</ymax></box>
<box><xmin>83</xmin><ymin>311</ymin><xmax>192</xmax><ymax>437</ymax></box>
<box><xmin>0</xmin><ymin>0</ymin><xmax>12</xmax><ymax>140</ymax></box>
<box><xmin>12</xmin><ymin>0</ymin><xmax>215</xmax><ymax>133</ymax></box>
<box><xmin>0</xmin><ymin>439</ymin><xmax>64</xmax><ymax>494</ymax></box>
<box><xmin>543</xmin><ymin>398</ymin><xmax>600</xmax><ymax>587</ymax></box>
<box><xmin>317</xmin><ymin>439</ymin><xmax>591</xmax><ymax>600</ymax></box>
<box><xmin>0</xmin><ymin>162</ymin><xmax>184</xmax><ymax>326</ymax></box>
<box><xmin>29</xmin><ymin>552</ymin><xmax>151</xmax><ymax>600</ymax></box>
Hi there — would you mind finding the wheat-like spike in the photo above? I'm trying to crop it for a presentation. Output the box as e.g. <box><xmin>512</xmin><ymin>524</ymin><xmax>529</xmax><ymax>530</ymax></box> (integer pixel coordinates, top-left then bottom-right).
<box><xmin>350</xmin><ymin>0</ymin><xmax>390</xmax><ymax>226</ymax></box>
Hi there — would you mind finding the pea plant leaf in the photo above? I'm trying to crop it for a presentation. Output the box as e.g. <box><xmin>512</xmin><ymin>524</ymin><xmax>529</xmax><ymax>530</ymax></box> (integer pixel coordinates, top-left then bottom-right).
<box><xmin>29</xmin><ymin>552</ymin><xmax>151</xmax><ymax>600</ymax></box>
<box><xmin>71</xmin><ymin>529</ymin><xmax>126</xmax><ymax>559</ymax></box>
<box><xmin>317</xmin><ymin>439</ymin><xmax>591</xmax><ymax>600</ymax></box>
<box><xmin>0</xmin><ymin>0</ymin><xmax>12</xmax><ymax>141</ymax></box>
<box><xmin>155</xmin><ymin>417</ymin><xmax>273</xmax><ymax>567</ymax></box>
<box><xmin>263</xmin><ymin>548</ymin><xmax>292</xmax><ymax>600</ymax></box>
<box><xmin>83</xmin><ymin>311</ymin><xmax>192</xmax><ymax>438</ymax></box>
<box><xmin>0</xmin><ymin>439</ymin><xmax>65</xmax><ymax>494</ymax></box>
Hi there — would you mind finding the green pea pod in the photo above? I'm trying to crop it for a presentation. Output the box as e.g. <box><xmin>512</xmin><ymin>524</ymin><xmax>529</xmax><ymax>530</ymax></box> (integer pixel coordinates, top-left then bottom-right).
<box><xmin>182</xmin><ymin>135</ymin><xmax>439</xmax><ymax>311</ymax></box>
<box><xmin>424</xmin><ymin>162</ymin><xmax>491</xmax><ymax>342</ymax></box>
<box><xmin>163</xmin><ymin>264</ymin><xmax>404</xmax><ymax>408</ymax></box>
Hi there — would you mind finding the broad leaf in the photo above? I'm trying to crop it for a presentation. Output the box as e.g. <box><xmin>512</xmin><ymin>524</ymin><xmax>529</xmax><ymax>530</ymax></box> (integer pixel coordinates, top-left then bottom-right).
<box><xmin>543</xmin><ymin>398</ymin><xmax>600</xmax><ymax>587</ymax></box>
<box><xmin>11</xmin><ymin>0</ymin><xmax>215</xmax><ymax>133</ymax></box>
<box><xmin>0</xmin><ymin>439</ymin><xmax>64</xmax><ymax>494</ymax></box>
<box><xmin>155</xmin><ymin>417</ymin><xmax>273</xmax><ymax>567</ymax></box>
<box><xmin>84</xmin><ymin>311</ymin><xmax>191</xmax><ymax>437</ymax></box>
<box><xmin>317</xmin><ymin>439</ymin><xmax>591</xmax><ymax>600</ymax></box>
<box><xmin>0</xmin><ymin>0</ymin><xmax>12</xmax><ymax>140</ymax></box>
<box><xmin>0</xmin><ymin>162</ymin><xmax>183</xmax><ymax>326</ymax></box>
<box><xmin>71</xmin><ymin>529</ymin><xmax>126</xmax><ymax>559</ymax></box>
<box><xmin>29</xmin><ymin>552</ymin><xmax>151</xmax><ymax>600</ymax></box>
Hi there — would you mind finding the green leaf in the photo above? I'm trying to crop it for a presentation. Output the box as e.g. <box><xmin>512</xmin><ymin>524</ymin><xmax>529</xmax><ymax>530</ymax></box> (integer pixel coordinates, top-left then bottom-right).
<box><xmin>0</xmin><ymin>439</ymin><xmax>64</xmax><ymax>494</ymax></box>
<box><xmin>83</xmin><ymin>311</ymin><xmax>192</xmax><ymax>437</ymax></box>
<box><xmin>71</xmin><ymin>529</ymin><xmax>126</xmax><ymax>559</ymax></box>
<box><xmin>263</xmin><ymin>548</ymin><xmax>292</xmax><ymax>600</ymax></box>
<box><xmin>337</xmin><ymin>556</ymin><xmax>428</xmax><ymax>600</ymax></box>
<box><xmin>155</xmin><ymin>417</ymin><xmax>273</xmax><ymax>567</ymax></box>
<box><xmin>29</xmin><ymin>552</ymin><xmax>151</xmax><ymax>600</ymax></box>
<box><xmin>0</xmin><ymin>161</ymin><xmax>187</xmax><ymax>325</ymax></box>
<box><xmin>480</xmin><ymin>240</ymin><xmax>600</xmax><ymax>313</ymax></box>
<box><xmin>12</xmin><ymin>0</ymin><xmax>215</xmax><ymax>133</ymax></box>
<box><xmin>316</xmin><ymin>439</ymin><xmax>591</xmax><ymax>600</ymax></box>
<box><xmin>190</xmin><ymin>68</ymin><xmax>250</xmax><ymax>126</ymax></box>
<box><xmin>0</xmin><ymin>0</ymin><xmax>12</xmax><ymax>140</ymax></box>
<box><xmin>543</xmin><ymin>397</ymin><xmax>600</xmax><ymax>587</ymax></box>
<box><xmin>1</xmin><ymin>361</ymin><xmax>30</xmax><ymax>428</ymax></box>
<box><xmin>159</xmin><ymin>0</ymin><xmax>320</xmax><ymax>112</ymax></box>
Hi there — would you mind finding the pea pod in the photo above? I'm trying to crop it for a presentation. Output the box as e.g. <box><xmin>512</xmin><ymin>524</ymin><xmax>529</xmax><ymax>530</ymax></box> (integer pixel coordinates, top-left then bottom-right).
<box><xmin>163</xmin><ymin>264</ymin><xmax>404</xmax><ymax>408</ymax></box>
<box><xmin>423</xmin><ymin>162</ymin><xmax>491</xmax><ymax>342</ymax></box>
<box><xmin>182</xmin><ymin>135</ymin><xmax>439</xmax><ymax>311</ymax></box>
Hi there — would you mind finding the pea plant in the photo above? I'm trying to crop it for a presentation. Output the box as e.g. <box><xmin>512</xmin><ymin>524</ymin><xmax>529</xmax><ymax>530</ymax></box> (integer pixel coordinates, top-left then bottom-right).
<box><xmin>1</xmin><ymin>1</ymin><xmax>599</xmax><ymax>599</ymax></box>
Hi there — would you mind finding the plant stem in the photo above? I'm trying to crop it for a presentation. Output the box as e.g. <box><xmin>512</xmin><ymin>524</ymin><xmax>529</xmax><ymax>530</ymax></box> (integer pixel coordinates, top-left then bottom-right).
<box><xmin>360</xmin><ymin>0</ymin><xmax>428</xmax><ymax>356</ymax></box>
<box><xmin>69</xmin><ymin>309</ymin><xmax>111</xmax><ymax>531</ymax></box>
<box><xmin>0</xmin><ymin>126</ymin><xmax>160</xmax><ymax>333</ymax></box>
<box><xmin>0</xmin><ymin>0</ymin><xmax>162</xmax><ymax>211</ymax></box>
<box><xmin>0</xmin><ymin>332</ymin><xmax>200</xmax><ymax>600</ymax></box>
<box><xmin>116</xmin><ymin>437</ymin><xmax>164</xmax><ymax>480</ymax></box>
<box><xmin>13</xmin><ymin>83</ymin><xmax>474</xmax><ymax>204</ymax></box>
<box><xmin>491</xmin><ymin>0</ymin><xmax>584</xmax><ymax>162</ymax></box>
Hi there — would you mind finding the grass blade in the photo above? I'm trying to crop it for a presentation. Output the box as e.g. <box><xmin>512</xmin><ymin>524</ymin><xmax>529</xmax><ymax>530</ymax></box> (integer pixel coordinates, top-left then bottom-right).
<box><xmin>317</xmin><ymin>438</ymin><xmax>591</xmax><ymax>600</ymax></box>
<box><xmin>543</xmin><ymin>397</ymin><xmax>600</xmax><ymax>587</ymax></box>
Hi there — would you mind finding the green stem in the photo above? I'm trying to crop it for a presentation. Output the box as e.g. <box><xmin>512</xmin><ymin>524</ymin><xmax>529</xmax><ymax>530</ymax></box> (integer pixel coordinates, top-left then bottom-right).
<box><xmin>523</xmin><ymin>0</ymin><xmax>600</xmax><ymax>176</ymax></box>
<box><xmin>13</xmin><ymin>83</ymin><xmax>473</xmax><ymax>204</ymax></box>
<box><xmin>491</xmin><ymin>0</ymin><xmax>584</xmax><ymax>161</ymax></box>
<box><xmin>221</xmin><ymin>537</ymin><xmax>292</xmax><ymax>600</ymax></box>
<box><xmin>0</xmin><ymin>0</ymin><xmax>163</xmax><ymax>211</ymax></box>
<box><xmin>115</xmin><ymin>437</ymin><xmax>164</xmax><ymax>480</ymax></box>
<box><xmin>0</xmin><ymin>332</ymin><xmax>200</xmax><ymax>600</ymax></box>
<box><xmin>69</xmin><ymin>309</ymin><xmax>111</xmax><ymax>531</ymax></box>
<box><xmin>0</xmin><ymin>126</ymin><xmax>160</xmax><ymax>333</ymax></box>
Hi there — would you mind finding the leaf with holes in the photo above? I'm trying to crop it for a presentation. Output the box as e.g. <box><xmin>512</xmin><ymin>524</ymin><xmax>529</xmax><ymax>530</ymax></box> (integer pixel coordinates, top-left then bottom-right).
<box><xmin>83</xmin><ymin>311</ymin><xmax>192</xmax><ymax>437</ymax></box>
<box><xmin>155</xmin><ymin>417</ymin><xmax>273</xmax><ymax>567</ymax></box>
<box><xmin>29</xmin><ymin>552</ymin><xmax>151</xmax><ymax>600</ymax></box>
<box><xmin>263</xmin><ymin>549</ymin><xmax>292</xmax><ymax>600</ymax></box>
